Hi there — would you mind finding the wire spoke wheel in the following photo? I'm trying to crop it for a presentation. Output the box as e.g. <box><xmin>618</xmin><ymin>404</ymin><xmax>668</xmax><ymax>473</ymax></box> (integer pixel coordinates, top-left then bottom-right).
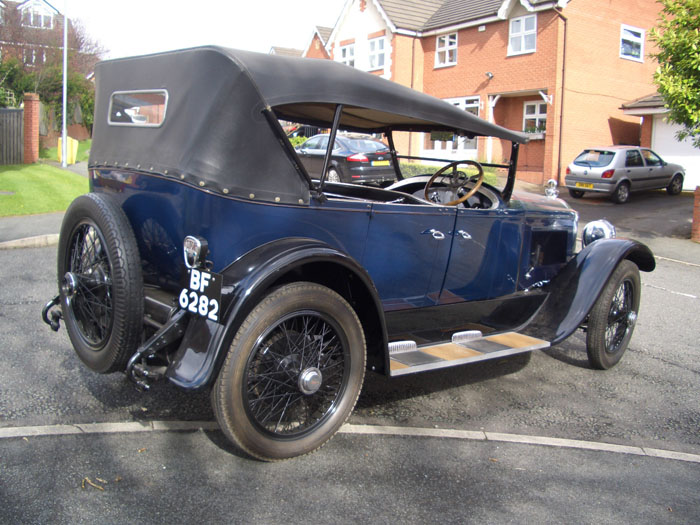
<box><xmin>586</xmin><ymin>260</ymin><xmax>640</xmax><ymax>369</ymax></box>
<box><xmin>245</xmin><ymin>311</ymin><xmax>349</xmax><ymax>437</ymax></box>
<box><xmin>65</xmin><ymin>222</ymin><xmax>114</xmax><ymax>348</ymax></box>
<box><xmin>58</xmin><ymin>193</ymin><xmax>143</xmax><ymax>374</ymax></box>
<box><xmin>213</xmin><ymin>282</ymin><xmax>365</xmax><ymax>461</ymax></box>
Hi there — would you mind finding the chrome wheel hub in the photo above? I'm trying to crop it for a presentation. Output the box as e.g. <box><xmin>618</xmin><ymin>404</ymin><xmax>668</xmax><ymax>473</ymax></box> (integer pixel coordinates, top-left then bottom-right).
<box><xmin>299</xmin><ymin>367</ymin><xmax>323</xmax><ymax>395</ymax></box>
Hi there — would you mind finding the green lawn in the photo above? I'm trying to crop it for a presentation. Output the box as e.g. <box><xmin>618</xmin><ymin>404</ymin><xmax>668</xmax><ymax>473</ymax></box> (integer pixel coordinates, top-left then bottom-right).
<box><xmin>40</xmin><ymin>139</ymin><xmax>92</xmax><ymax>164</ymax></box>
<box><xmin>0</xmin><ymin>163</ymin><xmax>88</xmax><ymax>217</ymax></box>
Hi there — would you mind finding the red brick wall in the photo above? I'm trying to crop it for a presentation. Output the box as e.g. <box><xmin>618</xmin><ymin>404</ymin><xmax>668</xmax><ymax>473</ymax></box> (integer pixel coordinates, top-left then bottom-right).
<box><xmin>558</xmin><ymin>0</ymin><xmax>659</xmax><ymax>179</ymax></box>
<box><xmin>305</xmin><ymin>34</ymin><xmax>330</xmax><ymax>59</ymax></box>
<box><xmin>640</xmin><ymin>115</ymin><xmax>653</xmax><ymax>148</ymax></box>
<box><xmin>23</xmin><ymin>93</ymin><xmax>40</xmax><ymax>164</ymax></box>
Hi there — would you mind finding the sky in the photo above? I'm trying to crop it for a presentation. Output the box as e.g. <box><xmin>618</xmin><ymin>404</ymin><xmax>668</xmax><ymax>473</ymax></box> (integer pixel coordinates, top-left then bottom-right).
<box><xmin>60</xmin><ymin>0</ymin><xmax>346</xmax><ymax>59</ymax></box>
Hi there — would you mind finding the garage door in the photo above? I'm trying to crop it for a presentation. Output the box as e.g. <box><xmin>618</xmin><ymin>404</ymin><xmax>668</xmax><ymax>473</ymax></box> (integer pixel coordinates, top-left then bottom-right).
<box><xmin>652</xmin><ymin>115</ymin><xmax>700</xmax><ymax>190</ymax></box>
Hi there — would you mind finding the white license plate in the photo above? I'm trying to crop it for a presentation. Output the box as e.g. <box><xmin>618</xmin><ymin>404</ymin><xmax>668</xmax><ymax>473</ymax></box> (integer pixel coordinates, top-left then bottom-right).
<box><xmin>179</xmin><ymin>268</ymin><xmax>222</xmax><ymax>322</ymax></box>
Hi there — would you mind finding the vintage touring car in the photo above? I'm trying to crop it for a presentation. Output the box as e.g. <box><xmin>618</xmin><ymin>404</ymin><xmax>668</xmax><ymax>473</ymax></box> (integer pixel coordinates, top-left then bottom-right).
<box><xmin>43</xmin><ymin>47</ymin><xmax>655</xmax><ymax>460</ymax></box>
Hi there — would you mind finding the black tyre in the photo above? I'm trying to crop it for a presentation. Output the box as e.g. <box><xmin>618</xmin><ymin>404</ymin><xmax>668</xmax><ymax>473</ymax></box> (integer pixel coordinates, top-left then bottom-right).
<box><xmin>611</xmin><ymin>181</ymin><xmax>630</xmax><ymax>204</ymax></box>
<box><xmin>568</xmin><ymin>188</ymin><xmax>585</xmax><ymax>199</ymax></box>
<box><xmin>213</xmin><ymin>282</ymin><xmax>366</xmax><ymax>461</ymax></box>
<box><xmin>666</xmin><ymin>174</ymin><xmax>683</xmax><ymax>195</ymax></box>
<box><xmin>58</xmin><ymin>193</ymin><xmax>144</xmax><ymax>373</ymax></box>
<box><xmin>326</xmin><ymin>167</ymin><xmax>341</xmax><ymax>183</ymax></box>
<box><xmin>586</xmin><ymin>260</ymin><xmax>640</xmax><ymax>370</ymax></box>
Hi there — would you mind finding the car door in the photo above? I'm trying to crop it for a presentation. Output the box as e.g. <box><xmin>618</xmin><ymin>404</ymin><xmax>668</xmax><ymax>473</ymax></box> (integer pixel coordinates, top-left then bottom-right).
<box><xmin>622</xmin><ymin>149</ymin><xmax>647</xmax><ymax>188</ymax></box>
<box><xmin>440</xmin><ymin>210</ymin><xmax>521</xmax><ymax>303</ymax></box>
<box><xmin>362</xmin><ymin>202</ymin><xmax>455</xmax><ymax>310</ymax></box>
<box><xmin>296</xmin><ymin>136</ymin><xmax>327</xmax><ymax>178</ymax></box>
<box><xmin>641</xmin><ymin>149</ymin><xmax>670</xmax><ymax>189</ymax></box>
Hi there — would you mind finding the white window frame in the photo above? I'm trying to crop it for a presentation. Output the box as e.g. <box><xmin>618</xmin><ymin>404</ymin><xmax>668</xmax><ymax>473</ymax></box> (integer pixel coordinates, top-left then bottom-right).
<box><xmin>620</xmin><ymin>24</ymin><xmax>644</xmax><ymax>62</ymax></box>
<box><xmin>523</xmin><ymin>101</ymin><xmax>547</xmax><ymax>133</ymax></box>
<box><xmin>339</xmin><ymin>44</ymin><xmax>355</xmax><ymax>67</ymax></box>
<box><xmin>425</xmin><ymin>96</ymin><xmax>480</xmax><ymax>155</ymax></box>
<box><xmin>21</xmin><ymin>6</ymin><xmax>54</xmax><ymax>29</ymax></box>
<box><xmin>508</xmin><ymin>14</ymin><xmax>537</xmax><ymax>56</ymax></box>
<box><xmin>435</xmin><ymin>33</ymin><xmax>457</xmax><ymax>68</ymax></box>
<box><xmin>368</xmin><ymin>37</ymin><xmax>385</xmax><ymax>71</ymax></box>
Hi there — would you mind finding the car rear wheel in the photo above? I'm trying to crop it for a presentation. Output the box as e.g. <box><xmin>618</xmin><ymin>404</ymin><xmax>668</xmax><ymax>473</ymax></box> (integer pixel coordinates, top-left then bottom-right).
<box><xmin>586</xmin><ymin>260</ymin><xmax>640</xmax><ymax>370</ymax></box>
<box><xmin>326</xmin><ymin>167</ymin><xmax>341</xmax><ymax>183</ymax></box>
<box><xmin>568</xmin><ymin>189</ymin><xmax>585</xmax><ymax>199</ymax></box>
<box><xmin>213</xmin><ymin>282</ymin><xmax>366</xmax><ymax>461</ymax></box>
<box><xmin>666</xmin><ymin>174</ymin><xmax>683</xmax><ymax>195</ymax></box>
<box><xmin>58</xmin><ymin>193</ymin><xmax>144</xmax><ymax>373</ymax></box>
<box><xmin>611</xmin><ymin>181</ymin><xmax>630</xmax><ymax>204</ymax></box>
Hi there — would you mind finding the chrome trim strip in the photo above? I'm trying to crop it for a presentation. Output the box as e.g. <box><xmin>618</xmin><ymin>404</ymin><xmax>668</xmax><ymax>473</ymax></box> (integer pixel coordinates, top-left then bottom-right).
<box><xmin>388</xmin><ymin>340</ymin><xmax>418</xmax><ymax>354</ymax></box>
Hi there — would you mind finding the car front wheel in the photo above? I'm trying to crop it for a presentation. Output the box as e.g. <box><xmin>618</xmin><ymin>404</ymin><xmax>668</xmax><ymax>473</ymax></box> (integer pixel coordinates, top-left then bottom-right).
<box><xmin>586</xmin><ymin>260</ymin><xmax>640</xmax><ymax>370</ymax></box>
<box><xmin>213</xmin><ymin>282</ymin><xmax>366</xmax><ymax>461</ymax></box>
<box><xmin>611</xmin><ymin>181</ymin><xmax>630</xmax><ymax>204</ymax></box>
<box><xmin>666</xmin><ymin>174</ymin><xmax>683</xmax><ymax>195</ymax></box>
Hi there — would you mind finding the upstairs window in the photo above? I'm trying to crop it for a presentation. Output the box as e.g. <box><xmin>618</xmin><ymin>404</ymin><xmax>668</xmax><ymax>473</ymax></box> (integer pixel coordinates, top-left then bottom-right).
<box><xmin>368</xmin><ymin>37</ymin><xmax>385</xmax><ymax>70</ymax></box>
<box><xmin>21</xmin><ymin>7</ymin><xmax>54</xmax><ymax>29</ymax></box>
<box><xmin>435</xmin><ymin>33</ymin><xmax>457</xmax><ymax>67</ymax></box>
<box><xmin>523</xmin><ymin>101</ymin><xmax>547</xmax><ymax>133</ymax></box>
<box><xmin>620</xmin><ymin>24</ymin><xmax>644</xmax><ymax>62</ymax></box>
<box><xmin>508</xmin><ymin>15</ymin><xmax>537</xmax><ymax>55</ymax></box>
<box><xmin>339</xmin><ymin>44</ymin><xmax>355</xmax><ymax>67</ymax></box>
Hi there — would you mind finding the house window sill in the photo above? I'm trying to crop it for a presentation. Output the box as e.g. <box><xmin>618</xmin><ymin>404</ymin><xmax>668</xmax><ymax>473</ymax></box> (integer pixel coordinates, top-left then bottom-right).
<box><xmin>525</xmin><ymin>132</ymin><xmax>545</xmax><ymax>140</ymax></box>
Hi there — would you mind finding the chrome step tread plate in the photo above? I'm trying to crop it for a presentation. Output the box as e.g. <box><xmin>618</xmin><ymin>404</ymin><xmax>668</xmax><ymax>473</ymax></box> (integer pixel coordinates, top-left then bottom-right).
<box><xmin>389</xmin><ymin>332</ymin><xmax>550</xmax><ymax>376</ymax></box>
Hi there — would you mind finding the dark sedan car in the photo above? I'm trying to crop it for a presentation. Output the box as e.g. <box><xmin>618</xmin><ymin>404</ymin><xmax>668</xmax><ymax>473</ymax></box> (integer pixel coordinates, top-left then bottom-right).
<box><xmin>43</xmin><ymin>46</ymin><xmax>654</xmax><ymax>461</ymax></box>
<box><xmin>296</xmin><ymin>133</ymin><xmax>395</xmax><ymax>183</ymax></box>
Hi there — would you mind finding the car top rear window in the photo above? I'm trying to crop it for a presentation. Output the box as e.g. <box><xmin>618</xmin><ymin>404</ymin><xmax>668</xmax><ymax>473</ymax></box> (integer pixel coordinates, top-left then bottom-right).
<box><xmin>108</xmin><ymin>90</ymin><xmax>168</xmax><ymax>127</ymax></box>
<box><xmin>574</xmin><ymin>150</ymin><xmax>615</xmax><ymax>167</ymax></box>
<box><xmin>346</xmin><ymin>139</ymin><xmax>389</xmax><ymax>152</ymax></box>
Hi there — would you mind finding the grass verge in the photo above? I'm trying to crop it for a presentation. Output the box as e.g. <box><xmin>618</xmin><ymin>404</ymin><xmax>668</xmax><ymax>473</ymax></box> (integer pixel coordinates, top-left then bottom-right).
<box><xmin>0</xmin><ymin>164</ymin><xmax>88</xmax><ymax>217</ymax></box>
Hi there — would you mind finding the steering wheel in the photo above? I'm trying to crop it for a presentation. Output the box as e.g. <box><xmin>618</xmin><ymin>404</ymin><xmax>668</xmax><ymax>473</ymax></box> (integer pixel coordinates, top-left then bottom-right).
<box><xmin>424</xmin><ymin>160</ymin><xmax>485</xmax><ymax>206</ymax></box>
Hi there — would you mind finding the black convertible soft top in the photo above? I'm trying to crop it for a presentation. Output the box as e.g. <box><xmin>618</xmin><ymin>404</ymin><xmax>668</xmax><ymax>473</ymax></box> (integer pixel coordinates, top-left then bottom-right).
<box><xmin>90</xmin><ymin>46</ymin><xmax>528</xmax><ymax>204</ymax></box>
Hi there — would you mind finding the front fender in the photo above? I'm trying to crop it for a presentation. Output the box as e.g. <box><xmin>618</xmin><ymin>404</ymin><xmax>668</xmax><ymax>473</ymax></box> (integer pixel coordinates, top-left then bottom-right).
<box><xmin>523</xmin><ymin>238</ymin><xmax>654</xmax><ymax>344</ymax></box>
<box><xmin>166</xmin><ymin>237</ymin><xmax>385</xmax><ymax>390</ymax></box>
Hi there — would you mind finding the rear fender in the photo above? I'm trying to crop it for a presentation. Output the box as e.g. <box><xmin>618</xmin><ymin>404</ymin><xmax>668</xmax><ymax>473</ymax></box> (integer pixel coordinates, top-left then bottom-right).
<box><xmin>523</xmin><ymin>238</ymin><xmax>654</xmax><ymax>344</ymax></box>
<box><xmin>166</xmin><ymin>237</ymin><xmax>386</xmax><ymax>390</ymax></box>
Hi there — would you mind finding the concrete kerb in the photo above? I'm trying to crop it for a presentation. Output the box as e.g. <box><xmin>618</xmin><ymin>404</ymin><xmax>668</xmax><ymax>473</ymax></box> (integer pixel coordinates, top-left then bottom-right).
<box><xmin>0</xmin><ymin>234</ymin><xmax>59</xmax><ymax>250</ymax></box>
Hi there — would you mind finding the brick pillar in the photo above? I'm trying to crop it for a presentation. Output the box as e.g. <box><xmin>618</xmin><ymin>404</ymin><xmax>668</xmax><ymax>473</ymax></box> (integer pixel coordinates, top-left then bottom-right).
<box><xmin>23</xmin><ymin>93</ymin><xmax>40</xmax><ymax>164</ymax></box>
<box><xmin>692</xmin><ymin>187</ymin><xmax>700</xmax><ymax>243</ymax></box>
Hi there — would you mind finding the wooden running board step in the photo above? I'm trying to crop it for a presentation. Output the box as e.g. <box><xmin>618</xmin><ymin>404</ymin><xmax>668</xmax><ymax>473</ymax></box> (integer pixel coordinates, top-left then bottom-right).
<box><xmin>389</xmin><ymin>331</ymin><xmax>550</xmax><ymax>376</ymax></box>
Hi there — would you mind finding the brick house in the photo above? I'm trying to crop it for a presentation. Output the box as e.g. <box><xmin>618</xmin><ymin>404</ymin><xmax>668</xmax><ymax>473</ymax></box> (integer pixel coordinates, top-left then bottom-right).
<box><xmin>304</xmin><ymin>0</ymin><xmax>660</xmax><ymax>185</ymax></box>
<box><xmin>0</xmin><ymin>0</ymin><xmax>64</xmax><ymax>68</ymax></box>
<box><xmin>303</xmin><ymin>26</ymin><xmax>333</xmax><ymax>59</ymax></box>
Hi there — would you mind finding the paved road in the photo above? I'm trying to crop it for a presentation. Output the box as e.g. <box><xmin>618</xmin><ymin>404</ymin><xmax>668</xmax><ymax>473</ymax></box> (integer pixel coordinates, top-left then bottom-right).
<box><xmin>1</xmin><ymin>232</ymin><xmax>699</xmax><ymax>522</ymax></box>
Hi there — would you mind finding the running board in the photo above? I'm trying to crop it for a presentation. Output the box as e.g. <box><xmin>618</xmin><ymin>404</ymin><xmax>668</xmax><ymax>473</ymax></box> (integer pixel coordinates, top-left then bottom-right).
<box><xmin>389</xmin><ymin>332</ymin><xmax>550</xmax><ymax>376</ymax></box>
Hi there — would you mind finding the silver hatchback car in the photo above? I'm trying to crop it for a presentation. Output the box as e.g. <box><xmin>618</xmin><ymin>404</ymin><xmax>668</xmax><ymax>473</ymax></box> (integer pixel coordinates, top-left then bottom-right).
<box><xmin>564</xmin><ymin>146</ymin><xmax>685</xmax><ymax>204</ymax></box>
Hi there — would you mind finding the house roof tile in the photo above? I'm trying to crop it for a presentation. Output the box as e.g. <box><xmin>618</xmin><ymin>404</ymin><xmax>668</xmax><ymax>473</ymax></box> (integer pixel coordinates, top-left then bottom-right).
<box><xmin>423</xmin><ymin>0</ymin><xmax>504</xmax><ymax>31</ymax></box>
<box><xmin>270</xmin><ymin>46</ymin><xmax>304</xmax><ymax>57</ymax></box>
<box><xmin>376</xmin><ymin>0</ymin><xmax>444</xmax><ymax>31</ymax></box>
<box><xmin>316</xmin><ymin>25</ymin><xmax>333</xmax><ymax>45</ymax></box>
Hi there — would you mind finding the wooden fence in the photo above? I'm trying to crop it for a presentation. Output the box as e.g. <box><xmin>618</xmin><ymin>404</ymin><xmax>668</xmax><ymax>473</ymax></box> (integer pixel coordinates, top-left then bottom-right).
<box><xmin>0</xmin><ymin>108</ymin><xmax>24</xmax><ymax>165</ymax></box>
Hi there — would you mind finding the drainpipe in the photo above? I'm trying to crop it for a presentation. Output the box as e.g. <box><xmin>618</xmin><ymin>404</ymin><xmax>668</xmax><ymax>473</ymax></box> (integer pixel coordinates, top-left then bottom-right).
<box><xmin>554</xmin><ymin>7</ymin><xmax>568</xmax><ymax>184</ymax></box>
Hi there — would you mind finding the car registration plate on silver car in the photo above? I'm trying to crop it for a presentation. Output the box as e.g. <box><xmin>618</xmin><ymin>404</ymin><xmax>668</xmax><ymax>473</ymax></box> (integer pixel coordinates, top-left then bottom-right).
<box><xmin>179</xmin><ymin>268</ymin><xmax>223</xmax><ymax>322</ymax></box>
<box><xmin>576</xmin><ymin>182</ymin><xmax>594</xmax><ymax>189</ymax></box>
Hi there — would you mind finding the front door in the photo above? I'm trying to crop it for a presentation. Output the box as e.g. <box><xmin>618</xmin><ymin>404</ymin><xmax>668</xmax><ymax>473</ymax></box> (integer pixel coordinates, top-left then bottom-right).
<box><xmin>363</xmin><ymin>203</ymin><xmax>455</xmax><ymax>310</ymax></box>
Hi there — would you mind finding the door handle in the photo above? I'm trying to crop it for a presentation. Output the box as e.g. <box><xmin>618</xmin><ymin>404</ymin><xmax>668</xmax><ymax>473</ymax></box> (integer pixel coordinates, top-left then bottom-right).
<box><xmin>422</xmin><ymin>228</ymin><xmax>445</xmax><ymax>240</ymax></box>
<box><xmin>455</xmin><ymin>230</ymin><xmax>472</xmax><ymax>240</ymax></box>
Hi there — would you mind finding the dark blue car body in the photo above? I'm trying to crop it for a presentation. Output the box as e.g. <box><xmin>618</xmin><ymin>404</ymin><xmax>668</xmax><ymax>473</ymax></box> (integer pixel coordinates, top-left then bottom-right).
<box><xmin>44</xmin><ymin>47</ymin><xmax>655</xmax><ymax>460</ymax></box>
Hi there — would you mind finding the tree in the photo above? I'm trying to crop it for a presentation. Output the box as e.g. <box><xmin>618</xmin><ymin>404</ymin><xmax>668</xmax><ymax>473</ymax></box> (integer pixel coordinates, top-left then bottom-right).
<box><xmin>650</xmin><ymin>0</ymin><xmax>700</xmax><ymax>148</ymax></box>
